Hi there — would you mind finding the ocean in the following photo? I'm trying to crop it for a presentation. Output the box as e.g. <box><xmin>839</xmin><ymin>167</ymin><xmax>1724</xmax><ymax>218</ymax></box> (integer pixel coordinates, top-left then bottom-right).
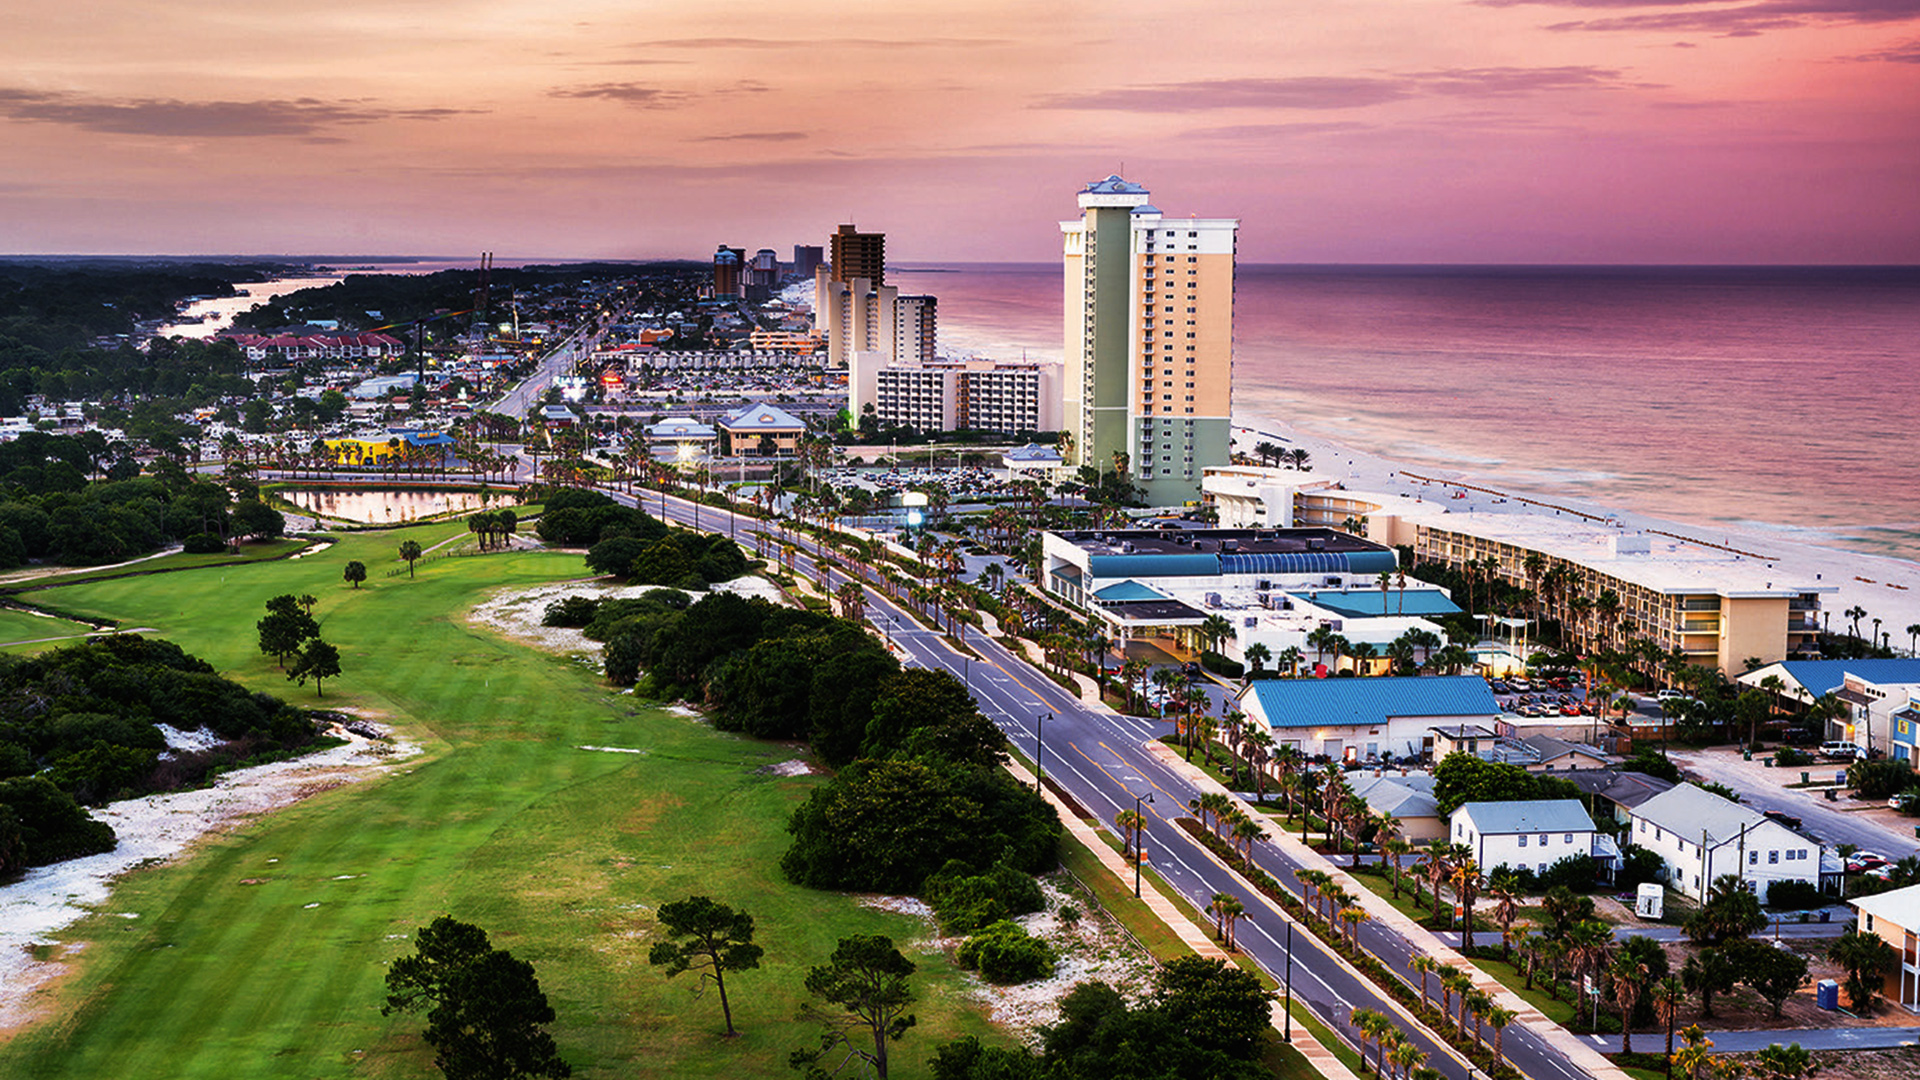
<box><xmin>902</xmin><ymin>262</ymin><xmax>1920</xmax><ymax>564</ymax></box>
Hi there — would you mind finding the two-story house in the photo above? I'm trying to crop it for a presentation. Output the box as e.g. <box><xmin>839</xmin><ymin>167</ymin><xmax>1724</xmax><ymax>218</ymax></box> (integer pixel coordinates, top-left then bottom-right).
<box><xmin>1448</xmin><ymin>799</ymin><xmax>1614</xmax><ymax>880</ymax></box>
<box><xmin>1627</xmin><ymin>782</ymin><xmax>1820</xmax><ymax>902</ymax></box>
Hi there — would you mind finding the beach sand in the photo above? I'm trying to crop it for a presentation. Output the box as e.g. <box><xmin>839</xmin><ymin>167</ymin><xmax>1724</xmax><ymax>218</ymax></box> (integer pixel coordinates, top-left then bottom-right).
<box><xmin>1231</xmin><ymin>412</ymin><xmax>1920</xmax><ymax>653</ymax></box>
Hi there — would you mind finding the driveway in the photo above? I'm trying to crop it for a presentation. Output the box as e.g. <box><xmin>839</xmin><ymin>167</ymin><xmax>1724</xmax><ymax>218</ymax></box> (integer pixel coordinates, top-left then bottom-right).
<box><xmin>1671</xmin><ymin>748</ymin><xmax>1920</xmax><ymax>859</ymax></box>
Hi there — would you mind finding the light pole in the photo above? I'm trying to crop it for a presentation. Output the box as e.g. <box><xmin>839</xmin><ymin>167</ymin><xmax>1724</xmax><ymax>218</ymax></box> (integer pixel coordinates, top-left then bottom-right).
<box><xmin>1133</xmin><ymin>791</ymin><xmax>1154</xmax><ymax>898</ymax></box>
<box><xmin>1036</xmin><ymin>711</ymin><xmax>1050</xmax><ymax>793</ymax></box>
<box><xmin>1282</xmin><ymin>918</ymin><xmax>1293</xmax><ymax>1043</ymax></box>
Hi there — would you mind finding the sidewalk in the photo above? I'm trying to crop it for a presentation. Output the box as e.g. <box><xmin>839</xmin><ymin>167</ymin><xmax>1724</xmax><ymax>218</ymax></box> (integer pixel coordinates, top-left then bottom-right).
<box><xmin>1001</xmin><ymin>756</ymin><xmax>1362</xmax><ymax>1080</ymax></box>
<box><xmin>1145</xmin><ymin>741</ymin><xmax>1639</xmax><ymax>1080</ymax></box>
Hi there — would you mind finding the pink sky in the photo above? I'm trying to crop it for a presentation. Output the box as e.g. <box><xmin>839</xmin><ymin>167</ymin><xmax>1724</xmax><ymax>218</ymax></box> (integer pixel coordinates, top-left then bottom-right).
<box><xmin>2</xmin><ymin>0</ymin><xmax>1917</xmax><ymax>263</ymax></box>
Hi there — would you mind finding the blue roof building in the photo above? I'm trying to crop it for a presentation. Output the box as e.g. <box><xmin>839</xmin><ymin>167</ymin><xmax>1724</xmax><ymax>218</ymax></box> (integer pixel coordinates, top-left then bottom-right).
<box><xmin>1236</xmin><ymin>675</ymin><xmax>1498</xmax><ymax>763</ymax></box>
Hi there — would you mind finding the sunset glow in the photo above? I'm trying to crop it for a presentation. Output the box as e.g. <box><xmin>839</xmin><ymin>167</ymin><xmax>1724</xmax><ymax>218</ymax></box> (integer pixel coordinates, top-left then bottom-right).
<box><xmin>4</xmin><ymin>0</ymin><xmax>1917</xmax><ymax>262</ymax></box>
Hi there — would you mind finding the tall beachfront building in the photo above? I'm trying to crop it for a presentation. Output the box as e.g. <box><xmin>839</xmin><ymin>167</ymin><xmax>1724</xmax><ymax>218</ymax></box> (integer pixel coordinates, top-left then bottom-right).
<box><xmin>830</xmin><ymin>223</ymin><xmax>886</xmax><ymax>286</ymax></box>
<box><xmin>1062</xmin><ymin>176</ymin><xmax>1237</xmax><ymax>506</ymax></box>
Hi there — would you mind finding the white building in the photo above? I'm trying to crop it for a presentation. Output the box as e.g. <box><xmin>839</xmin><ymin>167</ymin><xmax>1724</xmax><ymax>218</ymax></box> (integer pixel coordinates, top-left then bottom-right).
<box><xmin>1237</xmin><ymin>675</ymin><xmax>1500</xmax><ymax>763</ymax></box>
<box><xmin>1627</xmin><ymin>782</ymin><xmax>1820</xmax><ymax>902</ymax></box>
<box><xmin>850</xmin><ymin>354</ymin><xmax>1063</xmax><ymax>436</ymax></box>
<box><xmin>1449</xmin><ymin>799</ymin><xmax>1610</xmax><ymax>879</ymax></box>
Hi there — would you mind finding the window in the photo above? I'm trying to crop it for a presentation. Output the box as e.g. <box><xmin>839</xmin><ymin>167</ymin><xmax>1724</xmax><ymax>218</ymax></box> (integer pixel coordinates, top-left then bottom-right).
<box><xmin>1564</xmin><ymin>833</ymin><xmax>1574</xmax><ymax>844</ymax></box>
<box><xmin>1519</xmin><ymin>834</ymin><xmax>1528</xmax><ymax>848</ymax></box>
<box><xmin>1749</xmin><ymin>851</ymin><xmax>1759</xmax><ymax>865</ymax></box>
<box><xmin>1769</xmin><ymin>850</ymin><xmax>1779</xmax><ymax>864</ymax></box>
<box><xmin>1538</xmin><ymin>834</ymin><xmax>1548</xmax><ymax>847</ymax></box>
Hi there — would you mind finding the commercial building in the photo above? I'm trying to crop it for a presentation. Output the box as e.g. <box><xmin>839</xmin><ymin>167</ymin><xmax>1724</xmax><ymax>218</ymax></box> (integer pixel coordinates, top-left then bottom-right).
<box><xmin>642</xmin><ymin>417</ymin><xmax>718</xmax><ymax>457</ymax></box>
<box><xmin>1040</xmin><ymin>526</ymin><xmax>1459</xmax><ymax>670</ymax></box>
<box><xmin>1236</xmin><ymin>675</ymin><xmax>1500</xmax><ymax>762</ymax></box>
<box><xmin>791</xmin><ymin>245</ymin><xmax>823</xmax><ymax>281</ymax></box>
<box><xmin>849</xmin><ymin>353</ymin><xmax>1063</xmax><ymax>436</ymax></box>
<box><xmin>1627</xmin><ymin>782</ymin><xmax>1821</xmax><ymax>902</ymax></box>
<box><xmin>717</xmin><ymin>401</ymin><xmax>807</xmax><ymax>457</ymax></box>
<box><xmin>829</xmin><ymin>223</ymin><xmax>885</xmax><ymax>286</ymax></box>
<box><xmin>894</xmin><ymin>294</ymin><xmax>937</xmax><ymax>364</ymax></box>
<box><xmin>1201</xmin><ymin>470</ymin><xmax>1834</xmax><ymax>677</ymax></box>
<box><xmin>1062</xmin><ymin>176</ymin><xmax>1237</xmax><ymax>506</ymax></box>
<box><xmin>712</xmin><ymin>245</ymin><xmax>745</xmax><ymax>298</ymax></box>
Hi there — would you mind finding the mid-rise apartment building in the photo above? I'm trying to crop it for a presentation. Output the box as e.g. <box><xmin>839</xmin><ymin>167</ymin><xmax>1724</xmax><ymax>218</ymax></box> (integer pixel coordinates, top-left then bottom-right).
<box><xmin>829</xmin><ymin>223</ymin><xmax>885</xmax><ymax>286</ymax></box>
<box><xmin>849</xmin><ymin>354</ymin><xmax>1062</xmax><ymax>436</ymax></box>
<box><xmin>1062</xmin><ymin>176</ymin><xmax>1237</xmax><ymax>506</ymax></box>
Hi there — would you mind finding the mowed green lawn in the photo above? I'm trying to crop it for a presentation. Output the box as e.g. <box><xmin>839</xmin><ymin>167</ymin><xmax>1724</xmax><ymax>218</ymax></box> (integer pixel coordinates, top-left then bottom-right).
<box><xmin>0</xmin><ymin>607</ymin><xmax>99</xmax><ymax>651</ymax></box>
<box><xmin>2</xmin><ymin>523</ymin><xmax>996</xmax><ymax>1079</ymax></box>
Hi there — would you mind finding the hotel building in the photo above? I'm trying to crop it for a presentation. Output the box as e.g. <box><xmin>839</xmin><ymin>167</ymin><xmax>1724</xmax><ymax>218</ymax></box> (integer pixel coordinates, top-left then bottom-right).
<box><xmin>1062</xmin><ymin>176</ymin><xmax>1238</xmax><ymax>506</ymax></box>
<box><xmin>848</xmin><ymin>354</ymin><xmax>1062</xmax><ymax>436</ymax></box>
<box><xmin>829</xmin><ymin>224</ymin><xmax>885</xmax><ymax>286</ymax></box>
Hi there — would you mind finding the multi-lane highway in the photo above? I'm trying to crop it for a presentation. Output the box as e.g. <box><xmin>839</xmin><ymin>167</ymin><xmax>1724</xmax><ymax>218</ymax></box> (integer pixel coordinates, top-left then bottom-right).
<box><xmin>615</xmin><ymin>486</ymin><xmax>1598</xmax><ymax>1080</ymax></box>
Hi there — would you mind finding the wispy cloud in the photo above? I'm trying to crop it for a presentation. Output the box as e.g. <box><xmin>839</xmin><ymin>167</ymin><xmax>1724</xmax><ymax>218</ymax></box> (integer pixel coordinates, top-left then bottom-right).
<box><xmin>692</xmin><ymin>131</ymin><xmax>807</xmax><ymax>142</ymax></box>
<box><xmin>1037</xmin><ymin>66</ymin><xmax>1642</xmax><ymax>112</ymax></box>
<box><xmin>1851</xmin><ymin>35</ymin><xmax>1920</xmax><ymax>58</ymax></box>
<box><xmin>0</xmin><ymin>89</ymin><xmax>473</xmax><ymax>137</ymax></box>
<box><xmin>1183</xmin><ymin>121</ymin><xmax>1377</xmax><ymax>139</ymax></box>
<box><xmin>630</xmin><ymin>36</ymin><xmax>1010</xmax><ymax>49</ymax></box>
<box><xmin>547</xmin><ymin>83</ymin><xmax>690</xmax><ymax>106</ymax></box>
<box><xmin>1477</xmin><ymin>0</ymin><xmax>1920</xmax><ymax>37</ymax></box>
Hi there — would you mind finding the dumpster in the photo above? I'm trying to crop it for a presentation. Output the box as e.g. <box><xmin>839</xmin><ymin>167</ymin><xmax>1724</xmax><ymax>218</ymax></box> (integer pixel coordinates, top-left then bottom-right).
<box><xmin>1743</xmin><ymin>750</ymin><xmax>1753</xmax><ymax>761</ymax></box>
<box><xmin>1763</xmin><ymin>757</ymin><xmax>1775</xmax><ymax>767</ymax></box>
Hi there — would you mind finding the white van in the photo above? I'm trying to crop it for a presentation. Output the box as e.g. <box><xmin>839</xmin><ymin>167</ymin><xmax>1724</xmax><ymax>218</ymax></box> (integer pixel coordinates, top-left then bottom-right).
<box><xmin>1821</xmin><ymin>741</ymin><xmax>1863</xmax><ymax>760</ymax></box>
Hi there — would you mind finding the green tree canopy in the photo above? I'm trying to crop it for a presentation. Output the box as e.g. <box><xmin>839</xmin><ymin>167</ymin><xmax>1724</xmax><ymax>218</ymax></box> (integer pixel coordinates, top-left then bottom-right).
<box><xmin>647</xmin><ymin>896</ymin><xmax>764</xmax><ymax>1036</ymax></box>
<box><xmin>792</xmin><ymin>935</ymin><xmax>916</xmax><ymax>1080</ymax></box>
<box><xmin>288</xmin><ymin>638</ymin><xmax>342</xmax><ymax>697</ymax></box>
<box><xmin>1433</xmin><ymin>752</ymin><xmax>1580</xmax><ymax>814</ymax></box>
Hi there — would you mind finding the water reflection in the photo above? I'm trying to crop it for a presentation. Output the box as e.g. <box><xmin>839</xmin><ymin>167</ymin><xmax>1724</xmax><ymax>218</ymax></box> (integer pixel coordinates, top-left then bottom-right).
<box><xmin>282</xmin><ymin>488</ymin><xmax>492</xmax><ymax>524</ymax></box>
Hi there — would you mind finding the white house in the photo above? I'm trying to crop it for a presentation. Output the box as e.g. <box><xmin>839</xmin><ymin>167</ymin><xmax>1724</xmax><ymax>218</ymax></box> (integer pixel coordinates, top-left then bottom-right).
<box><xmin>1238</xmin><ymin>676</ymin><xmax>1500</xmax><ymax>763</ymax></box>
<box><xmin>1627</xmin><ymin>782</ymin><xmax>1820</xmax><ymax>902</ymax></box>
<box><xmin>1448</xmin><ymin>799</ymin><xmax>1612</xmax><ymax>879</ymax></box>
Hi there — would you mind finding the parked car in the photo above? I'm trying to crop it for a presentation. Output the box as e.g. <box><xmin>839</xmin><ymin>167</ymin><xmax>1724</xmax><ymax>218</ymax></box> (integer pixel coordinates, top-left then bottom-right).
<box><xmin>1490</xmin><ymin>681</ymin><xmax>1511</xmax><ymax>695</ymax></box>
<box><xmin>1762</xmin><ymin>809</ymin><xmax>1803</xmax><ymax>829</ymax></box>
<box><xmin>1509</xmin><ymin>678</ymin><xmax>1533</xmax><ymax>692</ymax></box>
<box><xmin>1847</xmin><ymin>852</ymin><xmax>1889</xmax><ymax>873</ymax></box>
<box><xmin>1821</xmin><ymin>741</ymin><xmax>1864</xmax><ymax>760</ymax></box>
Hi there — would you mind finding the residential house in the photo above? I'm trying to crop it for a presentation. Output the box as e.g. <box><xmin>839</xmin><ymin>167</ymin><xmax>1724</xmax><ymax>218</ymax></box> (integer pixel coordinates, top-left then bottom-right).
<box><xmin>1562</xmin><ymin>769</ymin><xmax>1677</xmax><ymax>827</ymax></box>
<box><xmin>1627</xmin><ymin>782</ymin><xmax>1821</xmax><ymax>902</ymax></box>
<box><xmin>1346</xmin><ymin>771</ymin><xmax>1446</xmax><ymax>845</ymax></box>
<box><xmin>1849</xmin><ymin>884</ymin><xmax>1920</xmax><ymax>1012</ymax></box>
<box><xmin>1448</xmin><ymin>799</ymin><xmax>1613</xmax><ymax>880</ymax></box>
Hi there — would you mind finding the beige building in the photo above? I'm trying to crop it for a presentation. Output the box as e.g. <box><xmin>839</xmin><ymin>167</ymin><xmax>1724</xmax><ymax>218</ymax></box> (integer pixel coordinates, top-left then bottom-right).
<box><xmin>849</xmin><ymin>354</ymin><xmax>1062</xmax><ymax>436</ymax></box>
<box><xmin>1062</xmin><ymin>176</ymin><xmax>1237</xmax><ymax>506</ymax></box>
<box><xmin>1851</xmin><ymin>884</ymin><xmax>1920</xmax><ymax>1012</ymax></box>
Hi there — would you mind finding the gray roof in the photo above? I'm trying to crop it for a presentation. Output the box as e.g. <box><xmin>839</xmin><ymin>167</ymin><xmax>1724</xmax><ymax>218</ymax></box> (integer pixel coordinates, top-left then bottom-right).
<box><xmin>1453</xmin><ymin>799</ymin><xmax>1595</xmax><ymax>835</ymax></box>
<box><xmin>1520</xmin><ymin>734</ymin><xmax>1613</xmax><ymax>765</ymax></box>
<box><xmin>1432</xmin><ymin>724</ymin><xmax>1498</xmax><ymax>740</ymax></box>
<box><xmin>721</xmin><ymin>400</ymin><xmax>806</xmax><ymax>430</ymax></box>
<box><xmin>1561</xmin><ymin>769</ymin><xmax>1677</xmax><ymax>808</ymax></box>
<box><xmin>1630</xmin><ymin>783</ymin><xmax>1774</xmax><ymax>846</ymax></box>
<box><xmin>1348</xmin><ymin>772</ymin><xmax>1440</xmax><ymax>821</ymax></box>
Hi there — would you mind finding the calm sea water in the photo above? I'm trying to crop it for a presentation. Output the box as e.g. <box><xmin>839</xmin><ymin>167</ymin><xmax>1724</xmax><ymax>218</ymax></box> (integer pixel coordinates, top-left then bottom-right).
<box><xmin>903</xmin><ymin>263</ymin><xmax>1920</xmax><ymax>562</ymax></box>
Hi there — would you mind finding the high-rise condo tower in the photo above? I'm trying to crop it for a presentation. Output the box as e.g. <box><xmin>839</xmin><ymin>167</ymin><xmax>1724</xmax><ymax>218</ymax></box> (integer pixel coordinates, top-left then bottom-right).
<box><xmin>1061</xmin><ymin>176</ymin><xmax>1237</xmax><ymax>506</ymax></box>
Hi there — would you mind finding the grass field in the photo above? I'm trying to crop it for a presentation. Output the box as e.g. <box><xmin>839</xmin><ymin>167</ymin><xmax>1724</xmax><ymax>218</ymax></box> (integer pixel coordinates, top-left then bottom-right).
<box><xmin>2</xmin><ymin>536</ymin><xmax>313</xmax><ymax>594</ymax></box>
<box><xmin>0</xmin><ymin>607</ymin><xmax>99</xmax><ymax>650</ymax></box>
<box><xmin>0</xmin><ymin>522</ymin><xmax>998</xmax><ymax>1079</ymax></box>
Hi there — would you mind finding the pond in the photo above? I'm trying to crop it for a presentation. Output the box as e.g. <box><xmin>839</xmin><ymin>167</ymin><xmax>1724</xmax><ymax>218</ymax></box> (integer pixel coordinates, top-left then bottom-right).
<box><xmin>281</xmin><ymin>488</ymin><xmax>495</xmax><ymax>524</ymax></box>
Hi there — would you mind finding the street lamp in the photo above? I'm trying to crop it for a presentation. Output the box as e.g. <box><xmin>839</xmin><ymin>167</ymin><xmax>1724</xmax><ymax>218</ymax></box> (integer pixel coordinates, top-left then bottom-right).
<box><xmin>1133</xmin><ymin>791</ymin><xmax>1154</xmax><ymax>898</ymax></box>
<box><xmin>1283</xmin><ymin>918</ymin><xmax>1293</xmax><ymax>1043</ymax></box>
<box><xmin>1035</xmin><ymin>711</ymin><xmax>1050</xmax><ymax>793</ymax></box>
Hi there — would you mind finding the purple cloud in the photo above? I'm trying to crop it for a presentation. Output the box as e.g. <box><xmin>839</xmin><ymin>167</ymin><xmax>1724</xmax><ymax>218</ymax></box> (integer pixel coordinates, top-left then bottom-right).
<box><xmin>1480</xmin><ymin>0</ymin><xmax>1920</xmax><ymax>36</ymax></box>
<box><xmin>0</xmin><ymin>89</ymin><xmax>473</xmax><ymax>136</ymax></box>
<box><xmin>547</xmin><ymin>83</ymin><xmax>690</xmax><ymax>106</ymax></box>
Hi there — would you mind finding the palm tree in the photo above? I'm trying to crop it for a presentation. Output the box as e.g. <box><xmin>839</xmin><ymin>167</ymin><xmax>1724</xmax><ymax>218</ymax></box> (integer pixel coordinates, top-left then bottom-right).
<box><xmin>1420</xmin><ymin>847</ymin><xmax>1452</xmax><ymax>921</ymax></box>
<box><xmin>1611</xmin><ymin>952</ymin><xmax>1649</xmax><ymax>1055</ymax></box>
<box><xmin>1115</xmin><ymin>809</ymin><xmax>1145</xmax><ymax>859</ymax></box>
<box><xmin>1845</xmin><ymin>605</ymin><xmax>1867</xmax><ymax>639</ymax></box>
<box><xmin>1488</xmin><ymin>869</ymin><xmax>1522</xmax><ymax>959</ymax></box>
<box><xmin>1245</xmin><ymin>642</ymin><xmax>1273</xmax><ymax>674</ymax></box>
<box><xmin>1208</xmin><ymin>892</ymin><xmax>1245</xmax><ymax>950</ymax></box>
<box><xmin>1436</xmin><ymin>966</ymin><xmax>1467</xmax><ymax>1033</ymax></box>
<box><xmin>1356</xmin><ymin>1007</ymin><xmax>1394</xmax><ymax>1075</ymax></box>
<box><xmin>1464</xmin><ymin>989</ymin><xmax>1493</xmax><ymax>1048</ymax></box>
<box><xmin>1674</xmin><ymin>1025</ymin><xmax>1713</xmax><ymax>1080</ymax></box>
<box><xmin>1388</xmin><ymin>1038</ymin><xmax>1424</xmax><ymax>1080</ymax></box>
<box><xmin>1246</xmin><ymin>729</ymin><xmax>1275</xmax><ymax>803</ymax></box>
<box><xmin>1409</xmin><ymin>955</ymin><xmax>1439</xmax><ymax>1008</ymax></box>
<box><xmin>1383</xmin><ymin>838</ymin><xmax>1414</xmax><ymax>900</ymax></box>
<box><xmin>1485</xmin><ymin>1002</ymin><xmax>1518</xmax><ymax>1065</ymax></box>
<box><xmin>1908</xmin><ymin>623</ymin><xmax>1920</xmax><ymax>657</ymax></box>
<box><xmin>1652</xmin><ymin>975</ymin><xmax>1684</xmax><ymax>1074</ymax></box>
<box><xmin>1340</xmin><ymin>905</ymin><xmax>1371</xmax><ymax>950</ymax></box>
<box><xmin>1277</xmin><ymin>645</ymin><xmax>1303</xmax><ymax>677</ymax></box>
<box><xmin>1350</xmin><ymin>1007</ymin><xmax>1384</xmax><ymax>1074</ymax></box>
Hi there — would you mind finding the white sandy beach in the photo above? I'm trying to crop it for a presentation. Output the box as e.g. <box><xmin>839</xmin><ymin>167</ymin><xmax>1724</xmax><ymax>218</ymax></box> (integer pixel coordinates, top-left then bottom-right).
<box><xmin>1230</xmin><ymin>412</ymin><xmax>1920</xmax><ymax>653</ymax></box>
<box><xmin>0</xmin><ymin>726</ymin><xmax>420</xmax><ymax>1034</ymax></box>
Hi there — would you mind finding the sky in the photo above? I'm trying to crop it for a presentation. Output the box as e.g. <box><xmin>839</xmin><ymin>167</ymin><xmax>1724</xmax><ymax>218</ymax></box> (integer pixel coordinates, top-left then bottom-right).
<box><xmin>3</xmin><ymin>0</ymin><xmax>1918</xmax><ymax>264</ymax></box>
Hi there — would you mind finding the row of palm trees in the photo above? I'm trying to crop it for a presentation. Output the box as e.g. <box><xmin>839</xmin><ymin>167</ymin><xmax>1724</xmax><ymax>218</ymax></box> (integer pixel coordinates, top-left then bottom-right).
<box><xmin>1399</xmin><ymin>957</ymin><xmax>1520</xmax><ymax>1066</ymax></box>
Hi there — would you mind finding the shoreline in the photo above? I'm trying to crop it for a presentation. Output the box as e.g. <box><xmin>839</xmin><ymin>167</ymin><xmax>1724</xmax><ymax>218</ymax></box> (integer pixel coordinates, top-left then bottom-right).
<box><xmin>1229</xmin><ymin>411</ymin><xmax>1920</xmax><ymax>654</ymax></box>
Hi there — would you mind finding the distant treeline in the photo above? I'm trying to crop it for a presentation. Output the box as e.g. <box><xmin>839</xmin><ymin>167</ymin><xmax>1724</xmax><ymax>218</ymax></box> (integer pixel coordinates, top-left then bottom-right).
<box><xmin>231</xmin><ymin>262</ymin><xmax>708</xmax><ymax>335</ymax></box>
<box><xmin>0</xmin><ymin>635</ymin><xmax>321</xmax><ymax>879</ymax></box>
<box><xmin>0</xmin><ymin>434</ymin><xmax>282</xmax><ymax>567</ymax></box>
<box><xmin>0</xmin><ymin>261</ymin><xmax>285</xmax><ymax>414</ymax></box>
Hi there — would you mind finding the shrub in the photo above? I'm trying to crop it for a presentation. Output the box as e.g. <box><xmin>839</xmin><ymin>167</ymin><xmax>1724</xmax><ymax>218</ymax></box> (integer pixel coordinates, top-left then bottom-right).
<box><xmin>182</xmin><ymin>532</ymin><xmax>226</xmax><ymax>554</ymax></box>
<box><xmin>1773</xmin><ymin>746</ymin><xmax>1811</xmax><ymax>768</ymax></box>
<box><xmin>541</xmin><ymin>595</ymin><xmax>600</xmax><ymax>628</ymax></box>
<box><xmin>1850</xmin><ymin>760</ymin><xmax>1915</xmax><ymax>800</ymax></box>
<box><xmin>1766</xmin><ymin>879</ymin><xmax>1823</xmax><ymax>911</ymax></box>
<box><xmin>956</xmin><ymin>920</ymin><xmax>1055</xmax><ymax>984</ymax></box>
<box><xmin>1535</xmin><ymin>854</ymin><xmax>1603</xmax><ymax>892</ymax></box>
<box><xmin>1200</xmin><ymin>651</ymin><xmax>1243</xmax><ymax>678</ymax></box>
<box><xmin>926</xmin><ymin>859</ymin><xmax>1045</xmax><ymax>935</ymax></box>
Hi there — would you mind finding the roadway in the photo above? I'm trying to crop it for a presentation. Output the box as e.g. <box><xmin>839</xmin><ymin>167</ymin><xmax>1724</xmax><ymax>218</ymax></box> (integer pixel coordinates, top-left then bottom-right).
<box><xmin>614</xmin><ymin>485</ymin><xmax>1597</xmax><ymax>1080</ymax></box>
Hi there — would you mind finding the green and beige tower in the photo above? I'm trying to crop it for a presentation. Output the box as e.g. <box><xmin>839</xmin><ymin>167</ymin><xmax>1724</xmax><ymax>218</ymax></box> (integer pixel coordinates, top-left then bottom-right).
<box><xmin>1061</xmin><ymin>175</ymin><xmax>1238</xmax><ymax>506</ymax></box>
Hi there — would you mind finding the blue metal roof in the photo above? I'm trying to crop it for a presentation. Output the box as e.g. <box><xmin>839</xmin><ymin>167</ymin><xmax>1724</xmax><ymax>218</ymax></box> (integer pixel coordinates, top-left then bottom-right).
<box><xmin>1779</xmin><ymin>659</ymin><xmax>1920</xmax><ymax>697</ymax></box>
<box><xmin>1293</xmin><ymin>590</ymin><xmax>1461</xmax><ymax>619</ymax></box>
<box><xmin>1093</xmin><ymin>580</ymin><xmax>1167</xmax><ymax>602</ymax></box>
<box><xmin>1087</xmin><ymin>553</ymin><xmax>1221</xmax><ymax>578</ymax></box>
<box><xmin>1247</xmin><ymin>675</ymin><xmax>1499</xmax><ymax>730</ymax></box>
<box><xmin>1218</xmin><ymin>549</ymin><xmax>1398</xmax><ymax>576</ymax></box>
